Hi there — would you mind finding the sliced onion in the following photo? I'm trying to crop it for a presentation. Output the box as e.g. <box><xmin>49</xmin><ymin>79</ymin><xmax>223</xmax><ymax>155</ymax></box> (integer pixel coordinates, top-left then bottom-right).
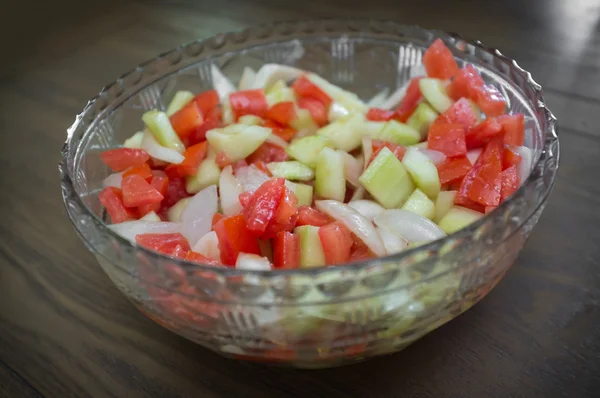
<box><xmin>265</xmin><ymin>134</ymin><xmax>289</xmax><ymax>148</ymax></box>
<box><xmin>378</xmin><ymin>80</ymin><xmax>412</xmax><ymax>110</ymax></box>
<box><xmin>180</xmin><ymin>185</ymin><xmax>218</xmax><ymax>247</ymax></box>
<box><xmin>219</xmin><ymin>166</ymin><xmax>243</xmax><ymax>216</ymax></box>
<box><xmin>374</xmin><ymin>209</ymin><xmax>446</xmax><ymax>244</ymax></box>
<box><xmin>361</xmin><ymin>136</ymin><xmax>373</xmax><ymax>171</ymax></box>
<box><xmin>348</xmin><ymin>200</ymin><xmax>385</xmax><ymax>222</ymax></box>
<box><xmin>513</xmin><ymin>146</ymin><xmax>533</xmax><ymax>184</ymax></box>
<box><xmin>366</xmin><ymin>88</ymin><xmax>390</xmax><ymax>108</ymax></box>
<box><xmin>377</xmin><ymin>226</ymin><xmax>408</xmax><ymax>255</ymax></box>
<box><xmin>418</xmin><ymin>148</ymin><xmax>447</xmax><ymax>166</ymax></box>
<box><xmin>211</xmin><ymin>64</ymin><xmax>236</xmax><ymax>101</ymax></box>
<box><xmin>342</xmin><ymin>152</ymin><xmax>362</xmax><ymax>187</ymax></box>
<box><xmin>141</xmin><ymin>131</ymin><xmax>185</xmax><ymax>164</ymax></box>
<box><xmin>102</xmin><ymin>172</ymin><xmax>123</xmax><ymax>188</ymax></box>
<box><xmin>238</xmin><ymin>66</ymin><xmax>256</xmax><ymax>90</ymax></box>
<box><xmin>350</xmin><ymin>186</ymin><xmax>366</xmax><ymax>201</ymax></box>
<box><xmin>467</xmin><ymin>148</ymin><xmax>482</xmax><ymax>165</ymax></box>
<box><xmin>140</xmin><ymin>211</ymin><xmax>161</xmax><ymax>222</ymax></box>
<box><xmin>193</xmin><ymin>231</ymin><xmax>221</xmax><ymax>261</ymax></box>
<box><xmin>328</xmin><ymin>102</ymin><xmax>350</xmax><ymax>122</ymax></box>
<box><xmin>108</xmin><ymin>221</ymin><xmax>180</xmax><ymax>244</ymax></box>
<box><xmin>251</xmin><ymin>64</ymin><xmax>304</xmax><ymax>91</ymax></box>
<box><xmin>236</xmin><ymin>253</ymin><xmax>272</xmax><ymax>271</ymax></box>
<box><xmin>236</xmin><ymin>165</ymin><xmax>270</xmax><ymax>193</ymax></box>
<box><xmin>315</xmin><ymin>200</ymin><xmax>386</xmax><ymax>257</ymax></box>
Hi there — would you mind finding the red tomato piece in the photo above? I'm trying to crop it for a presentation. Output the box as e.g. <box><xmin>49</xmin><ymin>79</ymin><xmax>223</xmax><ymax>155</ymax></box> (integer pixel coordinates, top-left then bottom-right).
<box><xmin>349</xmin><ymin>239</ymin><xmax>375</xmax><ymax>263</ymax></box>
<box><xmin>498</xmin><ymin>114</ymin><xmax>525</xmax><ymax>146</ymax></box>
<box><xmin>252</xmin><ymin>161</ymin><xmax>271</xmax><ymax>176</ymax></box>
<box><xmin>465</xmin><ymin>117</ymin><xmax>503</xmax><ymax>149</ymax></box>
<box><xmin>263</xmin><ymin>119</ymin><xmax>297</xmax><ymax>142</ymax></box>
<box><xmin>266</xmin><ymin>101</ymin><xmax>297</xmax><ymax>126</ymax></box>
<box><xmin>194</xmin><ymin>90</ymin><xmax>220</xmax><ymax>116</ymax></box>
<box><xmin>215</xmin><ymin>152</ymin><xmax>232</xmax><ymax>168</ymax></box>
<box><xmin>369</xmin><ymin>140</ymin><xmax>406</xmax><ymax>164</ymax></box>
<box><xmin>121</xmin><ymin>174</ymin><xmax>164</xmax><ymax>208</ymax></box>
<box><xmin>169</xmin><ymin>101</ymin><xmax>204</xmax><ymax>139</ymax></box>
<box><xmin>394</xmin><ymin>77</ymin><xmax>423</xmax><ymax>122</ymax></box>
<box><xmin>230</xmin><ymin>89</ymin><xmax>268</xmax><ymax>120</ymax></box>
<box><xmin>318</xmin><ymin>221</ymin><xmax>353</xmax><ymax>265</ymax></box>
<box><xmin>502</xmin><ymin>147</ymin><xmax>522</xmax><ymax>170</ymax></box>
<box><xmin>160</xmin><ymin>177</ymin><xmax>189</xmax><ymax>210</ymax></box>
<box><xmin>214</xmin><ymin>214</ymin><xmax>261</xmax><ymax>265</ymax></box>
<box><xmin>459</xmin><ymin>136</ymin><xmax>503</xmax><ymax>207</ymax></box>
<box><xmin>123</xmin><ymin>163</ymin><xmax>153</xmax><ymax>181</ymax></box>
<box><xmin>212</xmin><ymin>212</ymin><xmax>225</xmax><ymax>229</ymax></box>
<box><xmin>165</xmin><ymin>142</ymin><xmax>208</xmax><ymax>178</ymax></box>
<box><xmin>437</xmin><ymin>155</ymin><xmax>472</xmax><ymax>185</ymax></box>
<box><xmin>291</xmin><ymin>75</ymin><xmax>332</xmax><ymax>107</ymax></box>
<box><xmin>246</xmin><ymin>142</ymin><xmax>288</xmax><ymax>164</ymax></box>
<box><xmin>500</xmin><ymin>165</ymin><xmax>519</xmax><ymax>201</ymax></box>
<box><xmin>264</xmin><ymin>188</ymin><xmax>298</xmax><ymax>238</ymax></box>
<box><xmin>366</xmin><ymin>108</ymin><xmax>395</xmax><ymax>122</ymax></box>
<box><xmin>98</xmin><ymin>187</ymin><xmax>136</xmax><ymax>223</ymax></box>
<box><xmin>137</xmin><ymin>171</ymin><xmax>169</xmax><ymax>216</ymax></box>
<box><xmin>185</xmin><ymin>251</ymin><xmax>222</xmax><ymax>266</ymax></box>
<box><xmin>242</xmin><ymin>178</ymin><xmax>286</xmax><ymax>237</ymax></box>
<box><xmin>136</xmin><ymin>233</ymin><xmax>191</xmax><ymax>254</ymax></box>
<box><xmin>187</xmin><ymin>110</ymin><xmax>222</xmax><ymax>146</ymax></box>
<box><xmin>435</xmin><ymin>98</ymin><xmax>479</xmax><ymax>129</ymax></box>
<box><xmin>427</xmin><ymin>124</ymin><xmax>467</xmax><ymax>157</ymax></box>
<box><xmin>296</xmin><ymin>206</ymin><xmax>330</xmax><ymax>227</ymax></box>
<box><xmin>273</xmin><ymin>231</ymin><xmax>300</xmax><ymax>269</ymax></box>
<box><xmin>238</xmin><ymin>192</ymin><xmax>253</xmax><ymax>208</ymax></box>
<box><xmin>232</xmin><ymin>159</ymin><xmax>249</xmax><ymax>174</ymax></box>
<box><xmin>476</xmin><ymin>85</ymin><xmax>506</xmax><ymax>117</ymax></box>
<box><xmin>297</xmin><ymin>97</ymin><xmax>328</xmax><ymax>126</ymax></box>
<box><xmin>449</xmin><ymin>65</ymin><xmax>485</xmax><ymax>100</ymax></box>
<box><xmin>423</xmin><ymin>39</ymin><xmax>459</xmax><ymax>79</ymax></box>
<box><xmin>100</xmin><ymin>148</ymin><xmax>150</xmax><ymax>172</ymax></box>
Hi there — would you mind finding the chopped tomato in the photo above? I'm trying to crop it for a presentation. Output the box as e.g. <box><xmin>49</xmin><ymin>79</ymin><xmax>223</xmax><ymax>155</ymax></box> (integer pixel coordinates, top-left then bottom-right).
<box><xmin>503</xmin><ymin>147</ymin><xmax>522</xmax><ymax>170</ymax></box>
<box><xmin>263</xmin><ymin>119</ymin><xmax>297</xmax><ymax>142</ymax></box>
<box><xmin>266</xmin><ymin>101</ymin><xmax>297</xmax><ymax>126</ymax></box>
<box><xmin>291</xmin><ymin>75</ymin><xmax>332</xmax><ymax>107</ymax></box>
<box><xmin>369</xmin><ymin>140</ymin><xmax>406</xmax><ymax>164</ymax></box>
<box><xmin>165</xmin><ymin>142</ymin><xmax>208</xmax><ymax>178</ymax></box>
<box><xmin>465</xmin><ymin>117</ymin><xmax>502</xmax><ymax>149</ymax></box>
<box><xmin>242</xmin><ymin>178</ymin><xmax>285</xmax><ymax>237</ymax></box>
<box><xmin>366</xmin><ymin>108</ymin><xmax>395</xmax><ymax>122</ymax></box>
<box><xmin>123</xmin><ymin>163</ymin><xmax>152</xmax><ymax>181</ymax></box>
<box><xmin>187</xmin><ymin>110</ymin><xmax>221</xmax><ymax>146</ymax></box>
<box><xmin>437</xmin><ymin>156</ymin><xmax>472</xmax><ymax>185</ymax></box>
<box><xmin>298</xmin><ymin>97</ymin><xmax>328</xmax><ymax>126</ymax></box>
<box><xmin>230</xmin><ymin>89</ymin><xmax>268</xmax><ymax>120</ymax></box>
<box><xmin>194</xmin><ymin>90</ymin><xmax>220</xmax><ymax>116</ymax></box>
<box><xmin>121</xmin><ymin>174</ymin><xmax>164</xmax><ymax>208</ymax></box>
<box><xmin>238</xmin><ymin>192</ymin><xmax>252</xmax><ymax>208</ymax></box>
<box><xmin>449</xmin><ymin>65</ymin><xmax>485</xmax><ymax>100</ymax></box>
<box><xmin>215</xmin><ymin>151</ymin><xmax>232</xmax><ymax>168</ymax></box>
<box><xmin>212</xmin><ymin>212</ymin><xmax>225</xmax><ymax>228</ymax></box>
<box><xmin>394</xmin><ymin>77</ymin><xmax>423</xmax><ymax>122</ymax></box>
<box><xmin>160</xmin><ymin>176</ymin><xmax>189</xmax><ymax>209</ymax></box>
<box><xmin>137</xmin><ymin>171</ymin><xmax>169</xmax><ymax>216</ymax></box>
<box><xmin>318</xmin><ymin>222</ymin><xmax>353</xmax><ymax>265</ymax></box>
<box><xmin>252</xmin><ymin>160</ymin><xmax>271</xmax><ymax>176</ymax></box>
<box><xmin>427</xmin><ymin>124</ymin><xmax>467</xmax><ymax>157</ymax></box>
<box><xmin>500</xmin><ymin>165</ymin><xmax>519</xmax><ymax>201</ymax></box>
<box><xmin>498</xmin><ymin>114</ymin><xmax>525</xmax><ymax>146</ymax></box>
<box><xmin>100</xmin><ymin>148</ymin><xmax>150</xmax><ymax>172</ymax></box>
<box><xmin>232</xmin><ymin>159</ymin><xmax>249</xmax><ymax>174</ymax></box>
<box><xmin>349</xmin><ymin>239</ymin><xmax>375</xmax><ymax>263</ymax></box>
<box><xmin>296</xmin><ymin>206</ymin><xmax>330</xmax><ymax>227</ymax></box>
<box><xmin>423</xmin><ymin>39</ymin><xmax>459</xmax><ymax>79</ymax></box>
<box><xmin>273</xmin><ymin>231</ymin><xmax>300</xmax><ymax>269</ymax></box>
<box><xmin>476</xmin><ymin>85</ymin><xmax>506</xmax><ymax>117</ymax></box>
<box><xmin>136</xmin><ymin>233</ymin><xmax>191</xmax><ymax>254</ymax></box>
<box><xmin>214</xmin><ymin>214</ymin><xmax>261</xmax><ymax>265</ymax></box>
<box><xmin>169</xmin><ymin>101</ymin><xmax>204</xmax><ymax>139</ymax></box>
<box><xmin>98</xmin><ymin>187</ymin><xmax>136</xmax><ymax>223</ymax></box>
<box><xmin>435</xmin><ymin>98</ymin><xmax>479</xmax><ymax>129</ymax></box>
<box><xmin>185</xmin><ymin>251</ymin><xmax>222</xmax><ymax>266</ymax></box>
<box><xmin>246</xmin><ymin>142</ymin><xmax>288</xmax><ymax>164</ymax></box>
<box><xmin>264</xmin><ymin>188</ymin><xmax>298</xmax><ymax>238</ymax></box>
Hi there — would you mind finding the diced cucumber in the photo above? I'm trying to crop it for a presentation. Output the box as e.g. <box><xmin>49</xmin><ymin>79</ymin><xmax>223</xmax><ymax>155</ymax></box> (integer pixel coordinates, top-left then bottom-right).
<box><xmin>407</xmin><ymin>103</ymin><xmax>439</xmax><ymax>139</ymax></box>
<box><xmin>314</xmin><ymin>147</ymin><xmax>346</xmax><ymax>201</ymax></box>
<box><xmin>286</xmin><ymin>136</ymin><xmax>330</xmax><ymax>168</ymax></box>
<box><xmin>294</xmin><ymin>225</ymin><xmax>326</xmax><ymax>268</ymax></box>
<box><xmin>376</xmin><ymin>120</ymin><xmax>421</xmax><ymax>146</ymax></box>
<box><xmin>402</xmin><ymin>147</ymin><xmax>441</xmax><ymax>199</ymax></box>
<box><xmin>294</xmin><ymin>183</ymin><xmax>314</xmax><ymax>206</ymax></box>
<box><xmin>167</xmin><ymin>197</ymin><xmax>191</xmax><ymax>222</ymax></box>
<box><xmin>434</xmin><ymin>190</ymin><xmax>457</xmax><ymax>223</ymax></box>
<box><xmin>401</xmin><ymin>188</ymin><xmax>435</xmax><ymax>220</ymax></box>
<box><xmin>327</xmin><ymin>102</ymin><xmax>350</xmax><ymax>122</ymax></box>
<box><xmin>306</xmin><ymin>74</ymin><xmax>367</xmax><ymax>113</ymax></box>
<box><xmin>124</xmin><ymin>131</ymin><xmax>144</xmax><ymax>149</ymax></box>
<box><xmin>290</xmin><ymin>108</ymin><xmax>319</xmax><ymax>135</ymax></box>
<box><xmin>142</xmin><ymin>110</ymin><xmax>185</xmax><ymax>153</ymax></box>
<box><xmin>206</xmin><ymin>124</ymin><xmax>270</xmax><ymax>162</ymax></box>
<box><xmin>359</xmin><ymin>147</ymin><xmax>415</xmax><ymax>209</ymax></box>
<box><xmin>266</xmin><ymin>80</ymin><xmax>296</xmax><ymax>106</ymax></box>
<box><xmin>186</xmin><ymin>153</ymin><xmax>221</xmax><ymax>193</ymax></box>
<box><xmin>409</xmin><ymin>141</ymin><xmax>429</xmax><ymax>149</ymax></box>
<box><xmin>364</xmin><ymin>121</ymin><xmax>386</xmax><ymax>137</ymax></box>
<box><xmin>316</xmin><ymin>113</ymin><xmax>365</xmax><ymax>152</ymax></box>
<box><xmin>419</xmin><ymin>78</ymin><xmax>454</xmax><ymax>113</ymax></box>
<box><xmin>166</xmin><ymin>90</ymin><xmax>195</xmax><ymax>116</ymax></box>
<box><xmin>468</xmin><ymin>99</ymin><xmax>483</xmax><ymax>122</ymax></box>
<box><xmin>238</xmin><ymin>115</ymin><xmax>264</xmax><ymax>126</ymax></box>
<box><xmin>267</xmin><ymin>161</ymin><xmax>315</xmax><ymax>181</ymax></box>
<box><xmin>438</xmin><ymin>206</ymin><xmax>483</xmax><ymax>234</ymax></box>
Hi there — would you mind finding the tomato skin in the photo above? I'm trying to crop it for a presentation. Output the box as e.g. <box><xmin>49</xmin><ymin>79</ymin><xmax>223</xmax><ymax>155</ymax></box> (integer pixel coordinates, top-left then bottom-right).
<box><xmin>121</xmin><ymin>174</ymin><xmax>164</xmax><ymax>208</ymax></box>
<box><xmin>273</xmin><ymin>231</ymin><xmax>300</xmax><ymax>269</ymax></box>
<box><xmin>194</xmin><ymin>90</ymin><xmax>220</xmax><ymax>116</ymax></box>
<box><xmin>211</xmin><ymin>212</ymin><xmax>225</xmax><ymax>229</ymax></box>
<box><xmin>123</xmin><ymin>163</ymin><xmax>153</xmax><ymax>181</ymax></box>
<box><xmin>369</xmin><ymin>140</ymin><xmax>406</xmax><ymax>165</ymax></box>
<box><xmin>100</xmin><ymin>148</ymin><xmax>150</xmax><ymax>172</ymax></box>
<box><xmin>296</xmin><ymin>206</ymin><xmax>330</xmax><ymax>227</ymax></box>
<box><xmin>242</xmin><ymin>178</ymin><xmax>285</xmax><ymax>237</ymax></box>
<box><xmin>99</xmin><ymin>187</ymin><xmax>136</xmax><ymax>223</ymax></box>
<box><xmin>291</xmin><ymin>75</ymin><xmax>332</xmax><ymax>107</ymax></box>
<box><xmin>435</xmin><ymin>98</ymin><xmax>479</xmax><ymax>129</ymax></box>
<box><xmin>136</xmin><ymin>233</ymin><xmax>191</xmax><ymax>254</ymax></box>
<box><xmin>297</xmin><ymin>97</ymin><xmax>328</xmax><ymax>126</ymax></box>
<box><xmin>498</xmin><ymin>114</ymin><xmax>525</xmax><ymax>146</ymax></box>
<box><xmin>185</xmin><ymin>251</ymin><xmax>222</xmax><ymax>266</ymax></box>
<box><xmin>318</xmin><ymin>222</ymin><xmax>353</xmax><ymax>265</ymax></box>
<box><xmin>169</xmin><ymin>101</ymin><xmax>204</xmax><ymax>139</ymax></box>
<box><xmin>423</xmin><ymin>39</ymin><xmax>459</xmax><ymax>79</ymax></box>
<box><xmin>427</xmin><ymin>124</ymin><xmax>467</xmax><ymax>157</ymax></box>
<box><xmin>500</xmin><ymin>165</ymin><xmax>519</xmax><ymax>201</ymax></box>
<box><xmin>263</xmin><ymin>119</ymin><xmax>297</xmax><ymax>142</ymax></box>
<box><xmin>366</xmin><ymin>108</ymin><xmax>395</xmax><ymax>122</ymax></box>
<box><xmin>165</xmin><ymin>142</ymin><xmax>208</xmax><ymax>178</ymax></box>
<box><xmin>246</xmin><ymin>142</ymin><xmax>288</xmax><ymax>164</ymax></box>
<box><xmin>230</xmin><ymin>89</ymin><xmax>268</xmax><ymax>120</ymax></box>
<box><xmin>394</xmin><ymin>77</ymin><xmax>423</xmax><ymax>122</ymax></box>
<box><xmin>214</xmin><ymin>214</ymin><xmax>261</xmax><ymax>265</ymax></box>
<box><xmin>437</xmin><ymin>155</ymin><xmax>472</xmax><ymax>185</ymax></box>
<box><xmin>465</xmin><ymin>117</ymin><xmax>503</xmax><ymax>149</ymax></box>
<box><xmin>502</xmin><ymin>147</ymin><xmax>522</xmax><ymax>170</ymax></box>
<box><xmin>266</xmin><ymin>101</ymin><xmax>297</xmax><ymax>126</ymax></box>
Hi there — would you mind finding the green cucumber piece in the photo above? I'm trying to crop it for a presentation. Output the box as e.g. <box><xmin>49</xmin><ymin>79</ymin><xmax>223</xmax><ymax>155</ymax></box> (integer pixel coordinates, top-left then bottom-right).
<box><xmin>124</xmin><ymin>131</ymin><xmax>144</xmax><ymax>149</ymax></box>
<box><xmin>286</xmin><ymin>136</ymin><xmax>330</xmax><ymax>168</ymax></box>
<box><xmin>376</xmin><ymin>120</ymin><xmax>421</xmax><ymax>146</ymax></box>
<box><xmin>266</xmin><ymin>80</ymin><xmax>296</xmax><ymax>106</ymax></box>
<box><xmin>294</xmin><ymin>225</ymin><xmax>326</xmax><ymax>268</ymax></box>
<box><xmin>186</xmin><ymin>155</ymin><xmax>221</xmax><ymax>193</ymax></box>
<box><xmin>401</xmin><ymin>188</ymin><xmax>435</xmax><ymax>220</ymax></box>
<box><xmin>314</xmin><ymin>147</ymin><xmax>346</xmax><ymax>201</ymax></box>
<box><xmin>267</xmin><ymin>161</ymin><xmax>315</xmax><ymax>181</ymax></box>
<box><xmin>294</xmin><ymin>183</ymin><xmax>314</xmax><ymax>206</ymax></box>
<box><xmin>316</xmin><ymin>113</ymin><xmax>365</xmax><ymax>152</ymax></box>
<box><xmin>290</xmin><ymin>108</ymin><xmax>319</xmax><ymax>135</ymax></box>
<box><xmin>407</xmin><ymin>103</ymin><xmax>439</xmax><ymax>139</ymax></box>
<box><xmin>402</xmin><ymin>147</ymin><xmax>441</xmax><ymax>199</ymax></box>
<box><xmin>438</xmin><ymin>206</ymin><xmax>483</xmax><ymax>234</ymax></box>
<box><xmin>167</xmin><ymin>197</ymin><xmax>192</xmax><ymax>222</ymax></box>
<box><xmin>364</xmin><ymin>121</ymin><xmax>386</xmax><ymax>137</ymax></box>
<box><xmin>238</xmin><ymin>115</ymin><xmax>264</xmax><ymax>126</ymax></box>
<box><xmin>166</xmin><ymin>90</ymin><xmax>195</xmax><ymax>116</ymax></box>
<box><xmin>206</xmin><ymin>124</ymin><xmax>270</xmax><ymax>162</ymax></box>
<box><xmin>419</xmin><ymin>78</ymin><xmax>454</xmax><ymax>113</ymax></box>
<box><xmin>434</xmin><ymin>190</ymin><xmax>457</xmax><ymax>223</ymax></box>
<box><xmin>359</xmin><ymin>147</ymin><xmax>415</xmax><ymax>209</ymax></box>
<box><xmin>142</xmin><ymin>110</ymin><xmax>185</xmax><ymax>153</ymax></box>
<box><xmin>409</xmin><ymin>141</ymin><xmax>429</xmax><ymax>149</ymax></box>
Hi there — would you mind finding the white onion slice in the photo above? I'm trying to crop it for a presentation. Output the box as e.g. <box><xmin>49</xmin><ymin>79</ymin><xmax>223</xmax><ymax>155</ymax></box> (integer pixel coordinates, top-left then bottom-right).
<box><xmin>108</xmin><ymin>221</ymin><xmax>180</xmax><ymax>244</ymax></box>
<box><xmin>366</xmin><ymin>88</ymin><xmax>390</xmax><ymax>108</ymax></box>
<box><xmin>374</xmin><ymin>209</ymin><xmax>446</xmax><ymax>244</ymax></box>
<box><xmin>350</xmin><ymin>186</ymin><xmax>366</xmax><ymax>201</ymax></box>
<box><xmin>419</xmin><ymin>149</ymin><xmax>447</xmax><ymax>166</ymax></box>
<box><xmin>141</xmin><ymin>131</ymin><xmax>185</xmax><ymax>164</ymax></box>
<box><xmin>315</xmin><ymin>200</ymin><xmax>386</xmax><ymax>257</ymax></box>
<box><xmin>219</xmin><ymin>166</ymin><xmax>243</xmax><ymax>216</ymax></box>
<box><xmin>265</xmin><ymin>134</ymin><xmax>289</xmax><ymax>148</ymax></box>
<box><xmin>236</xmin><ymin>253</ymin><xmax>272</xmax><ymax>271</ymax></box>
<box><xmin>211</xmin><ymin>64</ymin><xmax>236</xmax><ymax>101</ymax></box>
<box><xmin>348</xmin><ymin>200</ymin><xmax>385</xmax><ymax>222</ymax></box>
<box><xmin>361</xmin><ymin>136</ymin><xmax>373</xmax><ymax>171</ymax></box>
<box><xmin>251</xmin><ymin>64</ymin><xmax>304</xmax><ymax>91</ymax></box>
<box><xmin>236</xmin><ymin>165</ymin><xmax>270</xmax><ymax>193</ymax></box>
<box><xmin>180</xmin><ymin>185</ymin><xmax>218</xmax><ymax>247</ymax></box>
<box><xmin>238</xmin><ymin>66</ymin><xmax>256</xmax><ymax>90</ymax></box>
<box><xmin>342</xmin><ymin>152</ymin><xmax>362</xmax><ymax>187</ymax></box>
<box><xmin>378</xmin><ymin>80</ymin><xmax>412</xmax><ymax>110</ymax></box>
<box><xmin>377</xmin><ymin>226</ymin><xmax>408</xmax><ymax>255</ymax></box>
<box><xmin>103</xmin><ymin>172</ymin><xmax>123</xmax><ymax>188</ymax></box>
<box><xmin>193</xmin><ymin>231</ymin><xmax>221</xmax><ymax>261</ymax></box>
<box><xmin>140</xmin><ymin>211</ymin><xmax>161</xmax><ymax>222</ymax></box>
<box><xmin>467</xmin><ymin>148</ymin><xmax>482</xmax><ymax>165</ymax></box>
<box><xmin>513</xmin><ymin>146</ymin><xmax>533</xmax><ymax>184</ymax></box>
<box><xmin>328</xmin><ymin>102</ymin><xmax>350</xmax><ymax>122</ymax></box>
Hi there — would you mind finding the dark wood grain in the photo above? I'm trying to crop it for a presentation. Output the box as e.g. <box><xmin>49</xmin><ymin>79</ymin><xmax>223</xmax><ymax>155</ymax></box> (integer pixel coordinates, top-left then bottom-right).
<box><xmin>1</xmin><ymin>0</ymin><xmax>599</xmax><ymax>396</ymax></box>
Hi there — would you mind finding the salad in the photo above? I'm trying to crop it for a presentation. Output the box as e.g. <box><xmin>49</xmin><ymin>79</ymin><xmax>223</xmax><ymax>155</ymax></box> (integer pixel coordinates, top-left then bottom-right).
<box><xmin>98</xmin><ymin>39</ymin><xmax>531</xmax><ymax>270</ymax></box>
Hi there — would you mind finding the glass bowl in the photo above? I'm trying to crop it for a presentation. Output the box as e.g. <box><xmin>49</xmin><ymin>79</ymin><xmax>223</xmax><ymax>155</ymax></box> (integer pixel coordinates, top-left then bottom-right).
<box><xmin>59</xmin><ymin>20</ymin><xmax>559</xmax><ymax>368</ymax></box>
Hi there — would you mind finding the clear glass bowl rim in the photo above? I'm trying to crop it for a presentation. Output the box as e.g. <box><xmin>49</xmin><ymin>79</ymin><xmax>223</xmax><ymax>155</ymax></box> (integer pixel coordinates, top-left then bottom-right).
<box><xmin>59</xmin><ymin>19</ymin><xmax>559</xmax><ymax>277</ymax></box>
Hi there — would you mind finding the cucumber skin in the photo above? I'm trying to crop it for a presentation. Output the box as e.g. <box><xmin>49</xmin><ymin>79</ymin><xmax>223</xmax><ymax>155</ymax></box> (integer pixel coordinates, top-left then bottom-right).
<box><xmin>314</xmin><ymin>147</ymin><xmax>346</xmax><ymax>202</ymax></box>
<box><xmin>295</xmin><ymin>225</ymin><xmax>326</xmax><ymax>268</ymax></box>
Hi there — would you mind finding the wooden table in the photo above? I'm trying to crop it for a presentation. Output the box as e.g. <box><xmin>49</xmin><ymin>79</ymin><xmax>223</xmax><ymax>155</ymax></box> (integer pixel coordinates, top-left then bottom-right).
<box><xmin>1</xmin><ymin>0</ymin><xmax>599</xmax><ymax>396</ymax></box>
